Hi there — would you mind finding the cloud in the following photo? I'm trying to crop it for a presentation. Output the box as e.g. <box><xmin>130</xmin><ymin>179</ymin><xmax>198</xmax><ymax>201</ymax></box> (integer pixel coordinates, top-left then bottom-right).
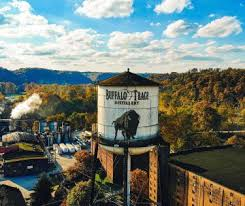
<box><xmin>195</xmin><ymin>16</ymin><xmax>242</xmax><ymax>38</ymax></box>
<box><xmin>150</xmin><ymin>22</ymin><xmax>161</xmax><ymax>27</ymax></box>
<box><xmin>206</xmin><ymin>44</ymin><xmax>245</xmax><ymax>54</ymax></box>
<box><xmin>182</xmin><ymin>55</ymin><xmax>223</xmax><ymax>62</ymax></box>
<box><xmin>108</xmin><ymin>31</ymin><xmax>153</xmax><ymax>50</ymax></box>
<box><xmin>154</xmin><ymin>0</ymin><xmax>192</xmax><ymax>14</ymax></box>
<box><xmin>75</xmin><ymin>0</ymin><xmax>134</xmax><ymax>18</ymax></box>
<box><xmin>208</xmin><ymin>14</ymin><xmax>215</xmax><ymax>18</ymax></box>
<box><xmin>0</xmin><ymin>0</ymin><xmax>65</xmax><ymax>39</ymax></box>
<box><xmin>143</xmin><ymin>39</ymin><xmax>173</xmax><ymax>53</ymax></box>
<box><xmin>163</xmin><ymin>20</ymin><xmax>193</xmax><ymax>38</ymax></box>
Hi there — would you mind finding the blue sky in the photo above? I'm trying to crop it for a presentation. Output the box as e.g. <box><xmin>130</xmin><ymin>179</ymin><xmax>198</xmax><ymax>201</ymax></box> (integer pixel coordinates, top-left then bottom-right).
<box><xmin>0</xmin><ymin>0</ymin><xmax>244</xmax><ymax>73</ymax></box>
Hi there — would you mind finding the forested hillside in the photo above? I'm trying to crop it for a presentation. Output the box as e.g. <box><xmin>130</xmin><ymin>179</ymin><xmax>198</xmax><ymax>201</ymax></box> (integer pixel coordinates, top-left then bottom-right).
<box><xmin>150</xmin><ymin>68</ymin><xmax>245</xmax><ymax>151</ymax></box>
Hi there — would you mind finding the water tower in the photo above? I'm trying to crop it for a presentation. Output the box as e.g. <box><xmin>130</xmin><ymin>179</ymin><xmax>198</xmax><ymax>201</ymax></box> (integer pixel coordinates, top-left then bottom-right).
<box><xmin>92</xmin><ymin>69</ymin><xmax>168</xmax><ymax>205</ymax></box>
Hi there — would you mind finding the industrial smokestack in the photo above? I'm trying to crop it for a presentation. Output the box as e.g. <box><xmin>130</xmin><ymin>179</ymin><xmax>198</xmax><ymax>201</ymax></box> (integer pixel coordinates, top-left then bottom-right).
<box><xmin>11</xmin><ymin>93</ymin><xmax>42</xmax><ymax>119</ymax></box>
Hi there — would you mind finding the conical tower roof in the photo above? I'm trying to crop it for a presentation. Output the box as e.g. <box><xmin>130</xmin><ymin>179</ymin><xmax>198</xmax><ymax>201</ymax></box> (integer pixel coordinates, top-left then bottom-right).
<box><xmin>98</xmin><ymin>69</ymin><xmax>159</xmax><ymax>86</ymax></box>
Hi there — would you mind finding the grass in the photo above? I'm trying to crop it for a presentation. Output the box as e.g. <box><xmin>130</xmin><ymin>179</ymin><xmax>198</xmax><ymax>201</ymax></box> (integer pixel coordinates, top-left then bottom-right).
<box><xmin>170</xmin><ymin>147</ymin><xmax>245</xmax><ymax>194</ymax></box>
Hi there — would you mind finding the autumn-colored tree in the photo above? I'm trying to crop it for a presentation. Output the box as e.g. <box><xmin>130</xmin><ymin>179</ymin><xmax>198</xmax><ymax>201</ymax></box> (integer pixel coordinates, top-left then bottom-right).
<box><xmin>47</xmin><ymin>113</ymin><xmax>66</xmax><ymax>122</ymax></box>
<box><xmin>225</xmin><ymin>135</ymin><xmax>245</xmax><ymax>146</ymax></box>
<box><xmin>65</xmin><ymin>151</ymin><xmax>93</xmax><ymax>183</ymax></box>
<box><xmin>65</xmin><ymin>164</ymin><xmax>85</xmax><ymax>182</ymax></box>
<box><xmin>130</xmin><ymin>169</ymin><xmax>149</xmax><ymax>205</ymax></box>
<box><xmin>159</xmin><ymin>111</ymin><xmax>194</xmax><ymax>152</ymax></box>
<box><xmin>193</xmin><ymin>101</ymin><xmax>222</xmax><ymax>131</ymax></box>
<box><xmin>0</xmin><ymin>92</ymin><xmax>5</xmax><ymax>101</ymax></box>
<box><xmin>74</xmin><ymin>150</ymin><xmax>93</xmax><ymax>167</ymax></box>
<box><xmin>60</xmin><ymin>199</ymin><xmax>67</xmax><ymax>206</ymax></box>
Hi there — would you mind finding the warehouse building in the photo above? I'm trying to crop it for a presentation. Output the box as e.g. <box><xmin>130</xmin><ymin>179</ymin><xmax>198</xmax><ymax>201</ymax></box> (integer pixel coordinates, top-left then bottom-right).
<box><xmin>94</xmin><ymin>141</ymin><xmax>245</xmax><ymax>205</ymax></box>
<box><xmin>167</xmin><ymin>145</ymin><xmax>245</xmax><ymax>206</ymax></box>
<box><xmin>0</xmin><ymin>132</ymin><xmax>48</xmax><ymax>176</ymax></box>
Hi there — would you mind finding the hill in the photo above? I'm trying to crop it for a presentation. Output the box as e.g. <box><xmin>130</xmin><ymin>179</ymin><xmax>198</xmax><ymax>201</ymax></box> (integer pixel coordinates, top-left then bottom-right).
<box><xmin>0</xmin><ymin>67</ymin><xmax>151</xmax><ymax>91</ymax></box>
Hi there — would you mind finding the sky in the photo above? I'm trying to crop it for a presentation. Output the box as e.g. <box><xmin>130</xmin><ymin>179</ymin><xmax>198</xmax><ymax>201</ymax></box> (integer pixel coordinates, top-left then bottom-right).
<box><xmin>0</xmin><ymin>0</ymin><xmax>245</xmax><ymax>73</ymax></box>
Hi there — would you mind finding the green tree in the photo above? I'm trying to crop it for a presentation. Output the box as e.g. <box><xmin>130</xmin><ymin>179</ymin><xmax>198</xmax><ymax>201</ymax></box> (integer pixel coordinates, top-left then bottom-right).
<box><xmin>66</xmin><ymin>180</ymin><xmax>105</xmax><ymax>206</ymax></box>
<box><xmin>30</xmin><ymin>174</ymin><xmax>52</xmax><ymax>206</ymax></box>
<box><xmin>67</xmin><ymin>112</ymin><xmax>86</xmax><ymax>130</ymax></box>
<box><xmin>66</xmin><ymin>181</ymin><xmax>91</xmax><ymax>206</ymax></box>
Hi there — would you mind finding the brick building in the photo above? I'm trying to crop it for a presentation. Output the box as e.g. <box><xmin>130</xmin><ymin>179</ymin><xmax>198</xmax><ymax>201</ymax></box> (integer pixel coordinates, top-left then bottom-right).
<box><xmin>93</xmin><ymin>142</ymin><xmax>245</xmax><ymax>205</ymax></box>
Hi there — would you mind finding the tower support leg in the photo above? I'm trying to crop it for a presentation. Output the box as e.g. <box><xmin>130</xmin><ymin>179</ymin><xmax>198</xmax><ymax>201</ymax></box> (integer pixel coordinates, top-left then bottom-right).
<box><xmin>123</xmin><ymin>145</ymin><xmax>131</xmax><ymax>206</ymax></box>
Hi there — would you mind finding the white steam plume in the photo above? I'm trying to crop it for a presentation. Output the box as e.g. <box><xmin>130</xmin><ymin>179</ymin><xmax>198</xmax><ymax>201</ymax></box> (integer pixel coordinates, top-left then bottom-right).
<box><xmin>11</xmin><ymin>93</ymin><xmax>42</xmax><ymax>119</ymax></box>
<box><xmin>0</xmin><ymin>105</ymin><xmax>4</xmax><ymax>115</ymax></box>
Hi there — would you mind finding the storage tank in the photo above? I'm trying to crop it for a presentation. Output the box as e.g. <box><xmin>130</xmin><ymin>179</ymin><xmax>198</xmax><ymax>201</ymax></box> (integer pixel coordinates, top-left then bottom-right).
<box><xmin>97</xmin><ymin>69</ymin><xmax>160</xmax><ymax>154</ymax></box>
<box><xmin>49</xmin><ymin>121</ymin><xmax>58</xmax><ymax>132</ymax></box>
<box><xmin>59</xmin><ymin>143</ymin><xmax>69</xmax><ymax>154</ymax></box>
<box><xmin>39</xmin><ymin>121</ymin><xmax>47</xmax><ymax>133</ymax></box>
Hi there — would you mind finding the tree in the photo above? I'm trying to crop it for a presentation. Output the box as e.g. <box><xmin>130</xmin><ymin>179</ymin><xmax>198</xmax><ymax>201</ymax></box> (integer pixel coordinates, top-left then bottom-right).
<box><xmin>159</xmin><ymin>111</ymin><xmax>194</xmax><ymax>152</ymax></box>
<box><xmin>65</xmin><ymin>151</ymin><xmax>93</xmax><ymax>183</ymax></box>
<box><xmin>30</xmin><ymin>174</ymin><xmax>52</xmax><ymax>206</ymax></box>
<box><xmin>67</xmin><ymin>112</ymin><xmax>86</xmax><ymax>130</ymax></box>
<box><xmin>130</xmin><ymin>169</ymin><xmax>149</xmax><ymax>205</ymax></box>
<box><xmin>66</xmin><ymin>181</ymin><xmax>91</xmax><ymax>206</ymax></box>
<box><xmin>53</xmin><ymin>184</ymin><xmax>67</xmax><ymax>205</ymax></box>
<box><xmin>47</xmin><ymin>113</ymin><xmax>66</xmax><ymax>122</ymax></box>
<box><xmin>66</xmin><ymin>180</ymin><xmax>105</xmax><ymax>206</ymax></box>
<box><xmin>65</xmin><ymin>164</ymin><xmax>85</xmax><ymax>182</ymax></box>
<box><xmin>193</xmin><ymin>101</ymin><xmax>222</xmax><ymax>131</ymax></box>
<box><xmin>0</xmin><ymin>92</ymin><xmax>4</xmax><ymax>101</ymax></box>
<box><xmin>225</xmin><ymin>135</ymin><xmax>245</xmax><ymax>146</ymax></box>
<box><xmin>74</xmin><ymin>150</ymin><xmax>93</xmax><ymax>168</ymax></box>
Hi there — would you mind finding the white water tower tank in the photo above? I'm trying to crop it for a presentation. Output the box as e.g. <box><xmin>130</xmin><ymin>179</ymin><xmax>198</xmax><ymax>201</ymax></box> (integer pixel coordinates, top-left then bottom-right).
<box><xmin>97</xmin><ymin>70</ymin><xmax>160</xmax><ymax>150</ymax></box>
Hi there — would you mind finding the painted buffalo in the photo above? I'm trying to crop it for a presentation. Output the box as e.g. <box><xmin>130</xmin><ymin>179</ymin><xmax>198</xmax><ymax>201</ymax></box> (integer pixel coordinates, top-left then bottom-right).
<box><xmin>112</xmin><ymin>110</ymin><xmax>140</xmax><ymax>140</ymax></box>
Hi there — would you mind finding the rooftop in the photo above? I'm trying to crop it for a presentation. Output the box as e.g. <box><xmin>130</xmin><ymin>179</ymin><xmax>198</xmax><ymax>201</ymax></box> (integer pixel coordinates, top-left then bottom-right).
<box><xmin>170</xmin><ymin>146</ymin><xmax>245</xmax><ymax>194</ymax></box>
<box><xmin>98</xmin><ymin>69</ymin><xmax>159</xmax><ymax>86</ymax></box>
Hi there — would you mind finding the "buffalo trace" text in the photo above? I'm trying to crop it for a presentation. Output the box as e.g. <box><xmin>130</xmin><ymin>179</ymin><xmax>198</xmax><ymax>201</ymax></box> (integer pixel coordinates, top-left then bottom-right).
<box><xmin>106</xmin><ymin>89</ymin><xmax>149</xmax><ymax>101</ymax></box>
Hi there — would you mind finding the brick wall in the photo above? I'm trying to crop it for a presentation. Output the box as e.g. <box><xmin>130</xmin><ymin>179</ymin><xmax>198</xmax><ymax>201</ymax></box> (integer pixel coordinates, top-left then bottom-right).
<box><xmin>149</xmin><ymin>147</ymin><xmax>158</xmax><ymax>204</ymax></box>
<box><xmin>97</xmin><ymin>145</ymin><xmax>114</xmax><ymax>182</ymax></box>
<box><xmin>168</xmin><ymin>164</ymin><xmax>245</xmax><ymax>206</ymax></box>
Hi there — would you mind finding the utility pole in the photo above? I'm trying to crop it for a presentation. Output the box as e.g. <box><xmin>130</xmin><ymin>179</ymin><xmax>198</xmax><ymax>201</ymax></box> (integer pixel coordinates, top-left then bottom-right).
<box><xmin>123</xmin><ymin>142</ymin><xmax>131</xmax><ymax>206</ymax></box>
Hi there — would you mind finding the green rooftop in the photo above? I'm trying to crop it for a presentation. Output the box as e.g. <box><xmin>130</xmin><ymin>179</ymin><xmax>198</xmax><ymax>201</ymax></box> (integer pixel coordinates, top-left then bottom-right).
<box><xmin>170</xmin><ymin>146</ymin><xmax>245</xmax><ymax>194</ymax></box>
